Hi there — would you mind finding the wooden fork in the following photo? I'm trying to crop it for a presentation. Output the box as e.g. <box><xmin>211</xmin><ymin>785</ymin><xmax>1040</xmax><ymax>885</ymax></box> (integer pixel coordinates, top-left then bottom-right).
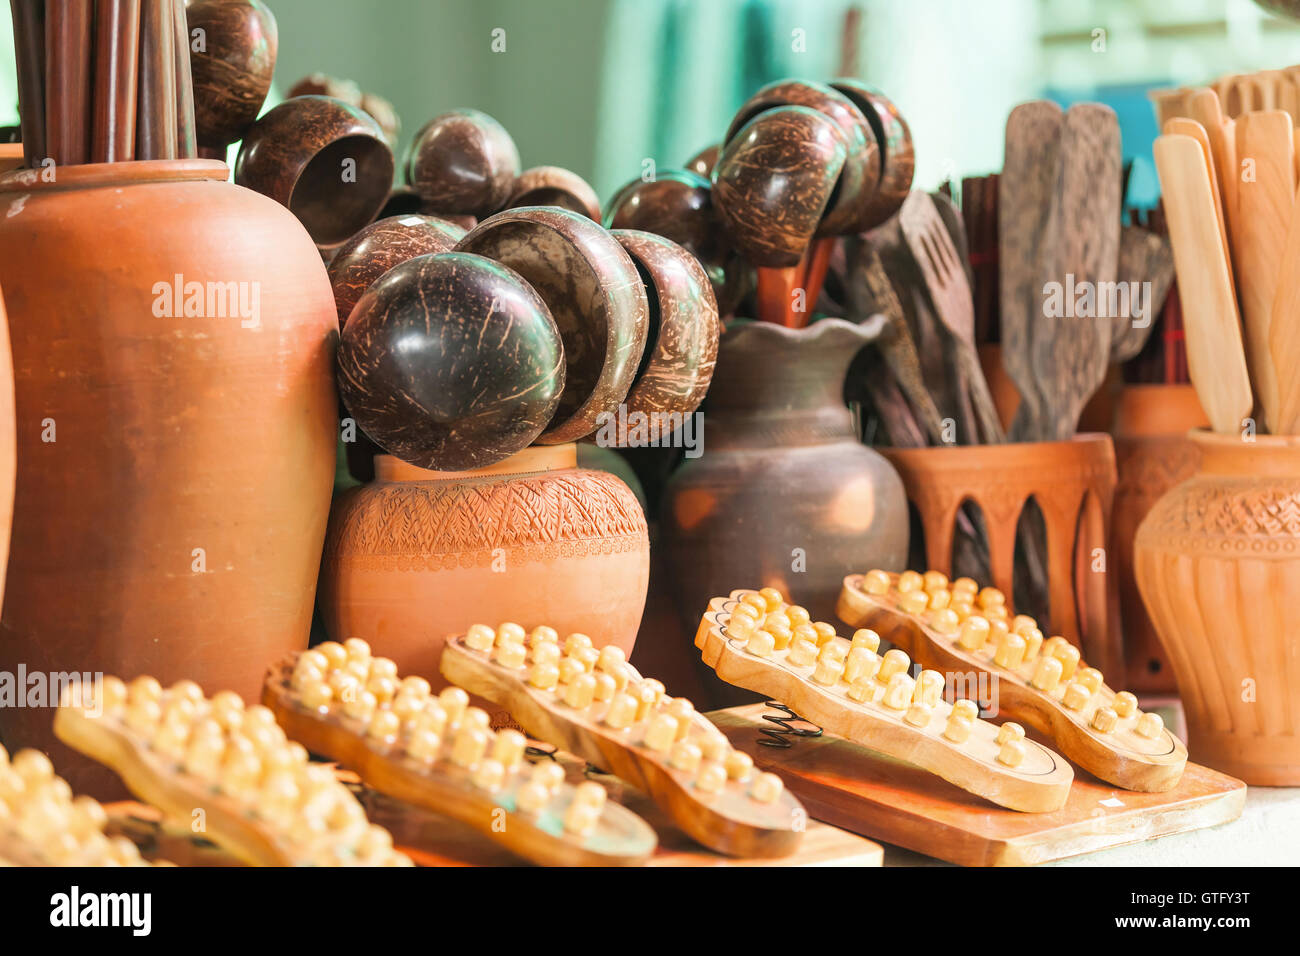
<box><xmin>899</xmin><ymin>191</ymin><xmax>1005</xmax><ymax>443</ymax></box>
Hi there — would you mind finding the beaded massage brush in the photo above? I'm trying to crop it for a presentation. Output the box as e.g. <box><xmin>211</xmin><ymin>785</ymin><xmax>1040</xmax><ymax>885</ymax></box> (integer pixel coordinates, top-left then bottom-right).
<box><xmin>263</xmin><ymin>640</ymin><xmax>658</xmax><ymax>867</ymax></box>
<box><xmin>695</xmin><ymin>589</ymin><xmax>1074</xmax><ymax>813</ymax></box>
<box><xmin>54</xmin><ymin>676</ymin><xmax>412</xmax><ymax>866</ymax></box>
<box><xmin>440</xmin><ymin>625</ymin><xmax>802</xmax><ymax>859</ymax></box>
<box><xmin>0</xmin><ymin>743</ymin><xmax>161</xmax><ymax>866</ymax></box>
<box><xmin>836</xmin><ymin>570</ymin><xmax>1188</xmax><ymax>792</ymax></box>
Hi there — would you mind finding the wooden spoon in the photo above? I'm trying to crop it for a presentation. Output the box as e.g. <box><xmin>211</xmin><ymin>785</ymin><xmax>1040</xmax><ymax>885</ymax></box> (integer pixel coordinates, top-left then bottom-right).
<box><xmin>1232</xmin><ymin>110</ymin><xmax>1293</xmax><ymax>431</ymax></box>
<box><xmin>1109</xmin><ymin>225</ymin><xmax>1175</xmax><ymax>364</ymax></box>
<box><xmin>999</xmin><ymin>100</ymin><xmax>1064</xmax><ymax>441</ymax></box>
<box><xmin>1162</xmin><ymin>117</ymin><xmax>1233</xmax><ymax>296</ymax></box>
<box><xmin>1153</xmin><ymin>133</ymin><xmax>1252</xmax><ymax>435</ymax></box>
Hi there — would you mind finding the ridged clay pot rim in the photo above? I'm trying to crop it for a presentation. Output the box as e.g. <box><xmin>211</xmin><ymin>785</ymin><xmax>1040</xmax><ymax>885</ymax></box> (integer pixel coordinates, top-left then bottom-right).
<box><xmin>0</xmin><ymin>158</ymin><xmax>229</xmax><ymax>192</ymax></box>
<box><xmin>881</xmin><ymin>431</ymin><xmax>1114</xmax><ymax>465</ymax></box>
<box><xmin>723</xmin><ymin>314</ymin><xmax>886</xmax><ymax>347</ymax></box>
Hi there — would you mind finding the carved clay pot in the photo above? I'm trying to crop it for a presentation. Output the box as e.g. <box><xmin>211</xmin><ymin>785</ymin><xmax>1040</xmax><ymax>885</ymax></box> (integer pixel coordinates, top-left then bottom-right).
<box><xmin>0</xmin><ymin>160</ymin><xmax>338</xmax><ymax>794</ymax></box>
<box><xmin>662</xmin><ymin>318</ymin><xmax>907</xmax><ymax>704</ymax></box>
<box><xmin>1112</xmin><ymin>385</ymin><xmax>1207</xmax><ymax>693</ymax></box>
<box><xmin>318</xmin><ymin>445</ymin><xmax>649</xmax><ymax>705</ymax></box>
<box><xmin>1135</xmin><ymin>430</ymin><xmax>1300</xmax><ymax>784</ymax></box>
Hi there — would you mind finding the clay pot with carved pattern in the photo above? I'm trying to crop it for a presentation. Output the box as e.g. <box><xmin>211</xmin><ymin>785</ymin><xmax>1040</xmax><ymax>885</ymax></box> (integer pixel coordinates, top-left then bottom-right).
<box><xmin>317</xmin><ymin>445</ymin><xmax>649</xmax><ymax>711</ymax></box>
<box><xmin>661</xmin><ymin>318</ymin><xmax>907</xmax><ymax>705</ymax></box>
<box><xmin>1135</xmin><ymin>430</ymin><xmax>1300</xmax><ymax>784</ymax></box>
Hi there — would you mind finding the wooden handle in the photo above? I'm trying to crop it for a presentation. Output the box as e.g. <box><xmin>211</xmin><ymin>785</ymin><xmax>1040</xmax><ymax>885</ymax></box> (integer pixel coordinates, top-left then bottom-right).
<box><xmin>10</xmin><ymin>0</ymin><xmax>47</xmax><ymax>167</ymax></box>
<box><xmin>172</xmin><ymin>0</ymin><xmax>196</xmax><ymax>158</ymax></box>
<box><xmin>1153</xmin><ymin>133</ymin><xmax>1252</xmax><ymax>435</ymax></box>
<box><xmin>91</xmin><ymin>0</ymin><xmax>141</xmax><ymax>163</ymax></box>
<box><xmin>44</xmin><ymin>0</ymin><xmax>92</xmax><ymax>166</ymax></box>
<box><xmin>136</xmin><ymin>0</ymin><xmax>177</xmax><ymax>160</ymax></box>
<box><xmin>1268</xmin><ymin>186</ymin><xmax>1300</xmax><ymax>434</ymax></box>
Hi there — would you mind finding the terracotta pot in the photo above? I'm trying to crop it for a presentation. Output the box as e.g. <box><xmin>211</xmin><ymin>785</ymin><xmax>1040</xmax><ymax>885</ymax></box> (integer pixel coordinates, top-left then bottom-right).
<box><xmin>880</xmin><ymin>434</ymin><xmax>1120</xmax><ymax>677</ymax></box>
<box><xmin>0</xmin><ymin>160</ymin><xmax>338</xmax><ymax>794</ymax></box>
<box><xmin>662</xmin><ymin>318</ymin><xmax>907</xmax><ymax>704</ymax></box>
<box><xmin>318</xmin><ymin>445</ymin><xmax>649</xmax><ymax>712</ymax></box>
<box><xmin>1135</xmin><ymin>430</ymin><xmax>1300</xmax><ymax>784</ymax></box>
<box><xmin>1112</xmin><ymin>385</ymin><xmax>1208</xmax><ymax>693</ymax></box>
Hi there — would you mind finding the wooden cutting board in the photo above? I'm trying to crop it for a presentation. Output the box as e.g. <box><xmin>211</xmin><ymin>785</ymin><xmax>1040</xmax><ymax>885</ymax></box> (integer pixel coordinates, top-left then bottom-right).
<box><xmin>711</xmin><ymin>703</ymin><xmax>1245</xmax><ymax>867</ymax></box>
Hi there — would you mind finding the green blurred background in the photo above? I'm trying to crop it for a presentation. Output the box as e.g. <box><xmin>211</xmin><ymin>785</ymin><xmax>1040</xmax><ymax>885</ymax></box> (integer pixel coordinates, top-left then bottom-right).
<box><xmin>4</xmin><ymin>0</ymin><xmax>1300</xmax><ymax>207</ymax></box>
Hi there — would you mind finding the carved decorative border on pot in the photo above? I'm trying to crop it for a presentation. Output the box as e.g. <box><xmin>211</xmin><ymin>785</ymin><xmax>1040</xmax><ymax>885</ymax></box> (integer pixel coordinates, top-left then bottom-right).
<box><xmin>1138</xmin><ymin>480</ymin><xmax>1300</xmax><ymax>556</ymax></box>
<box><xmin>324</xmin><ymin>470</ymin><xmax>648</xmax><ymax>570</ymax></box>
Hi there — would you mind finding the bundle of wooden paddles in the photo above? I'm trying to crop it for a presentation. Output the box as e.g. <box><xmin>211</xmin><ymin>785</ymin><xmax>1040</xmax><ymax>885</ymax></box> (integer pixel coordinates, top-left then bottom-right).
<box><xmin>9</xmin><ymin>0</ymin><xmax>279</xmax><ymax>167</ymax></box>
<box><xmin>1153</xmin><ymin>76</ymin><xmax>1300</xmax><ymax>435</ymax></box>
<box><xmin>11</xmin><ymin>0</ymin><xmax>194</xmax><ymax>166</ymax></box>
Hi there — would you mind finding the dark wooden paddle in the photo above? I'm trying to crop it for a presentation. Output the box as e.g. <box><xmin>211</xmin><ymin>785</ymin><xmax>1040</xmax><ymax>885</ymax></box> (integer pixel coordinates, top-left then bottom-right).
<box><xmin>999</xmin><ymin>101</ymin><xmax>1063</xmax><ymax>441</ymax></box>
<box><xmin>172</xmin><ymin>0</ymin><xmax>196</xmax><ymax>158</ymax></box>
<box><xmin>45</xmin><ymin>0</ymin><xmax>92</xmax><ymax>166</ymax></box>
<box><xmin>1030</xmin><ymin>103</ymin><xmax>1121</xmax><ymax>442</ymax></box>
<box><xmin>137</xmin><ymin>0</ymin><xmax>177</xmax><ymax>159</ymax></box>
<box><xmin>11</xmin><ymin>0</ymin><xmax>47</xmax><ymax>167</ymax></box>
<box><xmin>92</xmin><ymin>0</ymin><xmax>142</xmax><ymax>162</ymax></box>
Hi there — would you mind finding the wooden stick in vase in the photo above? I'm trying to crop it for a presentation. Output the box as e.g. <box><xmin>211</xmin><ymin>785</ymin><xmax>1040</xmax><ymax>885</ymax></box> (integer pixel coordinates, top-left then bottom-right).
<box><xmin>10</xmin><ymin>0</ymin><xmax>47</xmax><ymax>168</ymax></box>
<box><xmin>92</xmin><ymin>0</ymin><xmax>142</xmax><ymax>163</ymax></box>
<box><xmin>171</xmin><ymin>0</ymin><xmax>196</xmax><ymax>158</ymax></box>
<box><xmin>45</xmin><ymin>0</ymin><xmax>92</xmax><ymax>166</ymax></box>
<box><xmin>137</xmin><ymin>0</ymin><xmax>177</xmax><ymax>160</ymax></box>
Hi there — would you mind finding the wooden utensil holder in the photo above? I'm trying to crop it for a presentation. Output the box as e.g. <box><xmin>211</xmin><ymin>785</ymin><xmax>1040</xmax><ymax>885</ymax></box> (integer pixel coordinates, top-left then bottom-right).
<box><xmin>880</xmin><ymin>434</ymin><xmax>1120</xmax><ymax>675</ymax></box>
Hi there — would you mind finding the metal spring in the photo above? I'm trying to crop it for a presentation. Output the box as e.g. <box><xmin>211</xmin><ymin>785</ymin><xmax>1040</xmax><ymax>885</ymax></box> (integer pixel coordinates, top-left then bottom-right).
<box><xmin>758</xmin><ymin>701</ymin><xmax>823</xmax><ymax>749</ymax></box>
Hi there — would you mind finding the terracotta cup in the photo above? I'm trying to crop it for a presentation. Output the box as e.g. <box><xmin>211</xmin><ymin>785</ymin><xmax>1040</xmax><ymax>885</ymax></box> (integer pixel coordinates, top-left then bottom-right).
<box><xmin>234</xmin><ymin>95</ymin><xmax>395</xmax><ymax>247</ymax></box>
<box><xmin>1135</xmin><ymin>430</ymin><xmax>1300</xmax><ymax>784</ymax></box>
<box><xmin>318</xmin><ymin>444</ymin><xmax>649</xmax><ymax>724</ymax></box>
<box><xmin>1111</xmin><ymin>384</ymin><xmax>1208</xmax><ymax>693</ymax></box>
<box><xmin>880</xmin><ymin>435</ymin><xmax>1121</xmax><ymax>677</ymax></box>
<box><xmin>0</xmin><ymin>160</ymin><xmax>338</xmax><ymax>795</ymax></box>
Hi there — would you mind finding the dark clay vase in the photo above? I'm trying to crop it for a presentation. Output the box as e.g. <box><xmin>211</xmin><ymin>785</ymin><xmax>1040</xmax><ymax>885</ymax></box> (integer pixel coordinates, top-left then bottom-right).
<box><xmin>662</xmin><ymin>318</ymin><xmax>908</xmax><ymax>703</ymax></box>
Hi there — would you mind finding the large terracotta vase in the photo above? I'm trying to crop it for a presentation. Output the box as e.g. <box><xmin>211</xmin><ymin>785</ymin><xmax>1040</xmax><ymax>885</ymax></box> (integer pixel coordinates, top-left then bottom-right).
<box><xmin>318</xmin><ymin>444</ymin><xmax>649</xmax><ymax>709</ymax></box>
<box><xmin>662</xmin><ymin>318</ymin><xmax>907</xmax><ymax>704</ymax></box>
<box><xmin>1135</xmin><ymin>430</ymin><xmax>1300</xmax><ymax>784</ymax></box>
<box><xmin>0</xmin><ymin>161</ymin><xmax>338</xmax><ymax>793</ymax></box>
<box><xmin>1111</xmin><ymin>385</ymin><xmax>1207</xmax><ymax>693</ymax></box>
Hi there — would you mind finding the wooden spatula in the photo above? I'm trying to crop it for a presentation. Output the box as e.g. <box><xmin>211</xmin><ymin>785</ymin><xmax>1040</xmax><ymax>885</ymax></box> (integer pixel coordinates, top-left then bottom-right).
<box><xmin>1268</xmin><ymin>188</ymin><xmax>1300</xmax><ymax>434</ymax></box>
<box><xmin>1000</xmin><ymin>100</ymin><xmax>1063</xmax><ymax>442</ymax></box>
<box><xmin>1030</xmin><ymin>102</ymin><xmax>1121</xmax><ymax>442</ymax></box>
<box><xmin>1232</xmin><ymin>110</ymin><xmax>1293</xmax><ymax>431</ymax></box>
<box><xmin>1187</xmin><ymin>89</ymin><xmax>1237</xmax><ymax>254</ymax></box>
<box><xmin>1163</xmin><ymin>117</ymin><xmax>1232</xmax><ymax>298</ymax></box>
<box><xmin>1153</xmin><ymin>133</ymin><xmax>1252</xmax><ymax>435</ymax></box>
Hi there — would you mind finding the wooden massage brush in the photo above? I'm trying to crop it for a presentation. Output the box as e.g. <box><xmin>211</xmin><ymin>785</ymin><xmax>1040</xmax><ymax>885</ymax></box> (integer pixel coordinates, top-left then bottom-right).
<box><xmin>694</xmin><ymin>588</ymin><xmax>1074</xmax><ymax>813</ymax></box>
<box><xmin>54</xmin><ymin>675</ymin><xmax>413</xmax><ymax>866</ymax></box>
<box><xmin>440</xmin><ymin>625</ymin><xmax>803</xmax><ymax>859</ymax></box>
<box><xmin>263</xmin><ymin>640</ymin><xmax>658</xmax><ymax>867</ymax></box>
<box><xmin>836</xmin><ymin>570</ymin><xmax>1188</xmax><ymax>792</ymax></box>
<box><xmin>0</xmin><ymin>742</ymin><xmax>161</xmax><ymax>866</ymax></box>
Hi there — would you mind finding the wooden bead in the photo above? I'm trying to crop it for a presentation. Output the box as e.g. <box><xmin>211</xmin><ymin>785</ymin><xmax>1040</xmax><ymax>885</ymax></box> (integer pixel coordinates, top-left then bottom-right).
<box><xmin>928</xmin><ymin>608</ymin><xmax>959</xmax><ymax>635</ymax></box>
<box><xmin>994</xmin><ymin>633</ymin><xmax>1026</xmax><ymax>670</ymax></box>
<box><xmin>787</xmin><ymin>638</ymin><xmax>818</xmax><ymax>667</ymax></box>
<box><xmin>898</xmin><ymin>590</ymin><xmax>929</xmax><ymax>616</ymax></box>
<box><xmin>943</xmin><ymin>713</ymin><xmax>973</xmax><ymax>743</ymax></box>
<box><xmin>958</xmin><ymin>616</ymin><xmax>991</xmax><ymax>650</ymax></box>
<box><xmin>1137</xmin><ymin>712</ymin><xmax>1165</xmax><ymax>739</ymax></box>
<box><xmin>877</xmin><ymin>648</ymin><xmax>910</xmax><ymax>683</ymax></box>
<box><xmin>952</xmin><ymin>699</ymin><xmax>980</xmax><ymax>721</ymax></box>
<box><xmin>1031</xmin><ymin>655</ymin><xmax>1063</xmax><ymax>693</ymax></box>
<box><xmin>851</xmin><ymin>629</ymin><xmax>881</xmax><ymax>653</ymax></box>
<box><xmin>883</xmin><ymin>674</ymin><xmax>915</xmax><ymax>710</ymax></box>
<box><xmin>863</xmin><ymin>569</ymin><xmax>891</xmax><ymax>594</ymax></box>
<box><xmin>746</xmin><ymin>630</ymin><xmax>776</xmax><ymax>658</ymax></box>
<box><xmin>1092</xmin><ymin>707</ymin><xmax>1118</xmax><ymax>733</ymax></box>
<box><xmin>528</xmin><ymin>659</ymin><xmax>559</xmax><ymax>690</ymax></box>
<box><xmin>1113</xmin><ymin>691</ymin><xmax>1138</xmax><ymax>718</ymax></box>
<box><xmin>465</xmin><ymin>624</ymin><xmax>496</xmax><ymax>651</ymax></box>
<box><xmin>996</xmin><ymin>722</ymin><xmax>1025</xmax><ymax>745</ymax></box>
